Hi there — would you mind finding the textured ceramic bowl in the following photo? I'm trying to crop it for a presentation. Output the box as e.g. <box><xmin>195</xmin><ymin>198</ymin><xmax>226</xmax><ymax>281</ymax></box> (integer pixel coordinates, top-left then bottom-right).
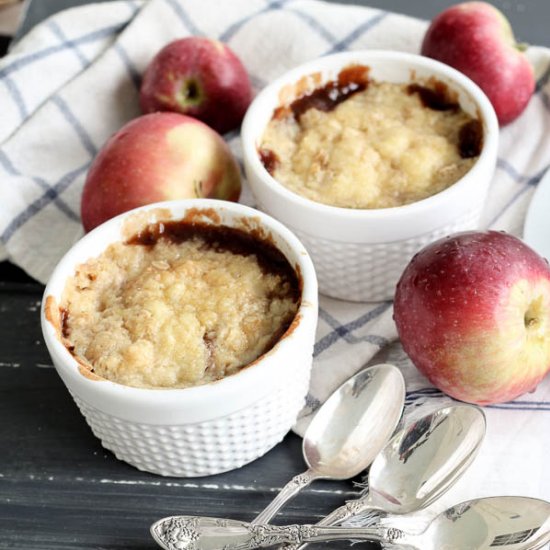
<box><xmin>41</xmin><ymin>199</ymin><xmax>318</xmax><ymax>477</ymax></box>
<box><xmin>242</xmin><ymin>50</ymin><xmax>499</xmax><ymax>302</ymax></box>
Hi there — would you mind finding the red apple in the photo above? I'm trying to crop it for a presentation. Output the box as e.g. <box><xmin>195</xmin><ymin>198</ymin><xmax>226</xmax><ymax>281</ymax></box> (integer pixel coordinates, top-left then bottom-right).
<box><xmin>139</xmin><ymin>37</ymin><xmax>253</xmax><ymax>135</ymax></box>
<box><xmin>421</xmin><ymin>2</ymin><xmax>535</xmax><ymax>125</ymax></box>
<box><xmin>81</xmin><ymin>112</ymin><xmax>241</xmax><ymax>232</ymax></box>
<box><xmin>394</xmin><ymin>231</ymin><xmax>550</xmax><ymax>405</ymax></box>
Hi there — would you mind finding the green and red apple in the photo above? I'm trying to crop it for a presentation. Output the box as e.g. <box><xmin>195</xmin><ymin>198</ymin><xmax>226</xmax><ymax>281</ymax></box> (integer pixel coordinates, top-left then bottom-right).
<box><xmin>80</xmin><ymin>112</ymin><xmax>241</xmax><ymax>232</ymax></box>
<box><xmin>394</xmin><ymin>231</ymin><xmax>550</xmax><ymax>405</ymax></box>
<box><xmin>140</xmin><ymin>37</ymin><xmax>253</xmax><ymax>134</ymax></box>
<box><xmin>421</xmin><ymin>2</ymin><xmax>535</xmax><ymax>125</ymax></box>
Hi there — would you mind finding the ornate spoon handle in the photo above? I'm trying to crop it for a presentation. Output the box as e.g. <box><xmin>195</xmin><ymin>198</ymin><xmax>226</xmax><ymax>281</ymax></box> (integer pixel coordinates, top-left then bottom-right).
<box><xmin>252</xmin><ymin>469</ymin><xmax>318</xmax><ymax>524</ymax></box>
<box><xmin>280</xmin><ymin>496</ymin><xmax>380</xmax><ymax>550</ymax></box>
<box><xmin>150</xmin><ymin>515</ymin><xmax>403</xmax><ymax>550</ymax></box>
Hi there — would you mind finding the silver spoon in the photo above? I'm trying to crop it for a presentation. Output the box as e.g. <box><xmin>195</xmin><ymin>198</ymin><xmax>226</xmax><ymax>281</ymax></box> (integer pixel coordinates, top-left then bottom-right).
<box><xmin>151</xmin><ymin>496</ymin><xmax>550</xmax><ymax>550</ymax></box>
<box><xmin>316</xmin><ymin>403</ymin><xmax>486</xmax><ymax>525</ymax></box>
<box><xmin>252</xmin><ymin>363</ymin><xmax>405</xmax><ymax>524</ymax></box>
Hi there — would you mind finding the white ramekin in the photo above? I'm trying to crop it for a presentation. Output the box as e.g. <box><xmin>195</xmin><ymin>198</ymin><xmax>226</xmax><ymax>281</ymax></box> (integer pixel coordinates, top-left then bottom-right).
<box><xmin>242</xmin><ymin>50</ymin><xmax>499</xmax><ymax>302</ymax></box>
<box><xmin>41</xmin><ymin>199</ymin><xmax>318</xmax><ymax>477</ymax></box>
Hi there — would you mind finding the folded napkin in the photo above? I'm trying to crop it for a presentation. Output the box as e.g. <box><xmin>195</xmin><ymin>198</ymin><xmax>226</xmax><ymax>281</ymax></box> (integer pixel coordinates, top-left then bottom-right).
<box><xmin>2</xmin><ymin>0</ymin><xmax>549</xmax><ymax>519</ymax></box>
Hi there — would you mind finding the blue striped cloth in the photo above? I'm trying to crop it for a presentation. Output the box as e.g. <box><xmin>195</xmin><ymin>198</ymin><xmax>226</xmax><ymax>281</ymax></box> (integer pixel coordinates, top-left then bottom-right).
<box><xmin>1</xmin><ymin>0</ymin><xmax>549</xmax><ymax>516</ymax></box>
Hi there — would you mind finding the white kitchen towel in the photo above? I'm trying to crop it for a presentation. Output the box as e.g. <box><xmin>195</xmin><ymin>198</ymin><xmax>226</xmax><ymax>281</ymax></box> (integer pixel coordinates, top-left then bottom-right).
<box><xmin>1</xmin><ymin>0</ymin><xmax>549</xmax><ymax>519</ymax></box>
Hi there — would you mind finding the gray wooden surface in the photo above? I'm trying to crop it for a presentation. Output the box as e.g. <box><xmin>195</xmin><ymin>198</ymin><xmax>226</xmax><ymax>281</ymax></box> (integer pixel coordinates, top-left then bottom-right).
<box><xmin>2</xmin><ymin>0</ymin><xmax>549</xmax><ymax>548</ymax></box>
<box><xmin>15</xmin><ymin>0</ymin><xmax>550</xmax><ymax>47</ymax></box>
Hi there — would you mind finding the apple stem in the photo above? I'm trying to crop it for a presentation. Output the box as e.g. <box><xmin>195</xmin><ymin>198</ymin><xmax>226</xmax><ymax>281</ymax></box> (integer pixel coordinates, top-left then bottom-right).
<box><xmin>525</xmin><ymin>314</ymin><xmax>537</xmax><ymax>328</ymax></box>
<box><xmin>185</xmin><ymin>80</ymin><xmax>200</xmax><ymax>100</ymax></box>
<box><xmin>178</xmin><ymin>78</ymin><xmax>204</xmax><ymax>108</ymax></box>
<box><xmin>193</xmin><ymin>179</ymin><xmax>203</xmax><ymax>198</ymax></box>
<box><xmin>524</xmin><ymin>296</ymin><xmax>543</xmax><ymax>330</ymax></box>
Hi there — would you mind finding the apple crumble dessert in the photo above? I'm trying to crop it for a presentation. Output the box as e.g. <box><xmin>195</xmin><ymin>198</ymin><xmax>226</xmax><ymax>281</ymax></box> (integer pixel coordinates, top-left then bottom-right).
<box><xmin>59</xmin><ymin>220</ymin><xmax>300</xmax><ymax>389</ymax></box>
<box><xmin>259</xmin><ymin>65</ymin><xmax>483</xmax><ymax>209</ymax></box>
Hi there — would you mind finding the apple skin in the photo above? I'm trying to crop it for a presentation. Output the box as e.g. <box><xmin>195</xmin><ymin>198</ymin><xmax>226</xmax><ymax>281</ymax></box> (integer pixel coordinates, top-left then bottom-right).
<box><xmin>394</xmin><ymin>231</ymin><xmax>550</xmax><ymax>405</ymax></box>
<box><xmin>81</xmin><ymin>112</ymin><xmax>241</xmax><ymax>232</ymax></box>
<box><xmin>421</xmin><ymin>2</ymin><xmax>535</xmax><ymax>125</ymax></box>
<box><xmin>139</xmin><ymin>37</ymin><xmax>253</xmax><ymax>135</ymax></box>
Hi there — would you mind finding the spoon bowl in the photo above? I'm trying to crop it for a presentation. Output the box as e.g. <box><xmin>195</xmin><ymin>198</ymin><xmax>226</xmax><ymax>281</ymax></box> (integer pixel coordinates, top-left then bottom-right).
<box><xmin>303</xmin><ymin>363</ymin><xmax>406</xmax><ymax>479</ymax></box>
<box><xmin>367</xmin><ymin>403</ymin><xmax>486</xmax><ymax>514</ymax></box>
<box><xmin>398</xmin><ymin>496</ymin><xmax>550</xmax><ymax>550</ymax></box>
